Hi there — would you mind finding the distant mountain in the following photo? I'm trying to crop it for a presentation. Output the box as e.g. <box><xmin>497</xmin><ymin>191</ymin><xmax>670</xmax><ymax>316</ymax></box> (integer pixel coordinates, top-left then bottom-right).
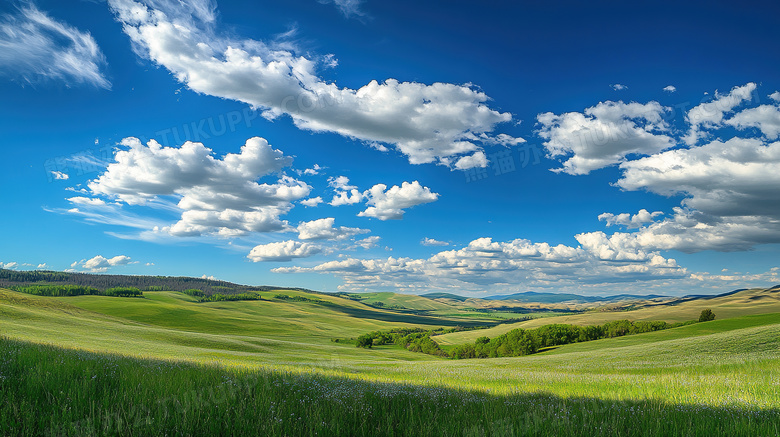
<box><xmin>485</xmin><ymin>291</ymin><xmax>671</xmax><ymax>304</ymax></box>
<box><xmin>420</xmin><ymin>292</ymin><xmax>469</xmax><ymax>302</ymax></box>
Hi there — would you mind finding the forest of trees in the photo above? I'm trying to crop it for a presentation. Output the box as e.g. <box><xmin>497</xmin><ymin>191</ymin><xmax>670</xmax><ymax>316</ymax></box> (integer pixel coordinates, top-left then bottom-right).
<box><xmin>0</xmin><ymin>268</ymin><xmax>312</xmax><ymax>296</ymax></box>
<box><xmin>9</xmin><ymin>285</ymin><xmax>143</xmax><ymax>298</ymax></box>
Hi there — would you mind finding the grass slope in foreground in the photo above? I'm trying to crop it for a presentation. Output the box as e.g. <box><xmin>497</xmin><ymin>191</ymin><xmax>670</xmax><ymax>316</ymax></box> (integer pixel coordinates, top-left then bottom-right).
<box><xmin>2</xmin><ymin>287</ymin><xmax>780</xmax><ymax>435</ymax></box>
<box><xmin>3</xmin><ymin>338</ymin><xmax>780</xmax><ymax>437</ymax></box>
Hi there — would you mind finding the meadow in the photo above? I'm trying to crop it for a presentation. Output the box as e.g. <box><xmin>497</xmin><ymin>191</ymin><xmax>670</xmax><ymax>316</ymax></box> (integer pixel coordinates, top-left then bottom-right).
<box><xmin>2</xmin><ymin>285</ymin><xmax>780</xmax><ymax>435</ymax></box>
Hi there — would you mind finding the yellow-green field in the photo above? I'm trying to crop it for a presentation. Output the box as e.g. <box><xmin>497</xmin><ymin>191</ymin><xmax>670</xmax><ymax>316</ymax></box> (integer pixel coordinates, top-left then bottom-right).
<box><xmin>434</xmin><ymin>287</ymin><xmax>780</xmax><ymax>345</ymax></box>
<box><xmin>2</xmin><ymin>286</ymin><xmax>780</xmax><ymax>435</ymax></box>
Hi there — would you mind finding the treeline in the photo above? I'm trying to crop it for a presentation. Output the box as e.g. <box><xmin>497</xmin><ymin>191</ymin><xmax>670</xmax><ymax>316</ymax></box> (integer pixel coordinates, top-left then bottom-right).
<box><xmin>273</xmin><ymin>294</ymin><xmax>329</xmax><ymax>304</ymax></box>
<box><xmin>198</xmin><ymin>292</ymin><xmax>260</xmax><ymax>303</ymax></box>
<box><xmin>0</xmin><ymin>268</ymin><xmax>313</xmax><ymax>297</ymax></box>
<box><xmin>451</xmin><ymin>320</ymin><xmax>695</xmax><ymax>359</ymax></box>
<box><xmin>352</xmin><ymin>327</ymin><xmax>486</xmax><ymax>357</ymax></box>
<box><xmin>353</xmin><ymin>319</ymin><xmax>696</xmax><ymax>360</ymax></box>
<box><xmin>9</xmin><ymin>285</ymin><xmax>143</xmax><ymax>298</ymax></box>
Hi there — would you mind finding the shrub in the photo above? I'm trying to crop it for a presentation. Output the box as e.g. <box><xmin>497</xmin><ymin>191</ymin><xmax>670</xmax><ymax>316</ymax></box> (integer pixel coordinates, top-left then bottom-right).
<box><xmin>699</xmin><ymin>309</ymin><xmax>716</xmax><ymax>322</ymax></box>
<box><xmin>356</xmin><ymin>334</ymin><xmax>374</xmax><ymax>348</ymax></box>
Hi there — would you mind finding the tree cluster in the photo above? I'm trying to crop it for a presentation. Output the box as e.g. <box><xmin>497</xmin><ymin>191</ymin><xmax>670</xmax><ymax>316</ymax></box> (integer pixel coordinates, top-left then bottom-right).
<box><xmin>354</xmin><ymin>327</ymin><xmax>478</xmax><ymax>358</ymax></box>
<box><xmin>273</xmin><ymin>294</ymin><xmax>328</xmax><ymax>304</ymax></box>
<box><xmin>450</xmin><ymin>319</ymin><xmax>694</xmax><ymax>359</ymax></box>
<box><xmin>198</xmin><ymin>292</ymin><xmax>260</xmax><ymax>303</ymax></box>
<box><xmin>9</xmin><ymin>284</ymin><xmax>142</xmax><ymax>298</ymax></box>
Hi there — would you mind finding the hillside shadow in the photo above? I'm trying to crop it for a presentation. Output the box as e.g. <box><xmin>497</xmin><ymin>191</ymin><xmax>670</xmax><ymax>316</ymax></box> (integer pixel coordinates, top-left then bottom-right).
<box><xmin>332</xmin><ymin>305</ymin><xmax>499</xmax><ymax>328</ymax></box>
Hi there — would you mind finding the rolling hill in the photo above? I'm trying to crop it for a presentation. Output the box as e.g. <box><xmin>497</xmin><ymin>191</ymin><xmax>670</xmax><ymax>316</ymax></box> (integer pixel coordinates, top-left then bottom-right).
<box><xmin>3</xmin><ymin>279</ymin><xmax>780</xmax><ymax>435</ymax></box>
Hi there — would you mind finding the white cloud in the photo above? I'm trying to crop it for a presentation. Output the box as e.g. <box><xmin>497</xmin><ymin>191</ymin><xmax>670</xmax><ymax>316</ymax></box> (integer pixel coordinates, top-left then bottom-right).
<box><xmin>725</xmin><ymin>104</ymin><xmax>780</xmax><ymax>140</ymax></box>
<box><xmin>36</xmin><ymin>263</ymin><xmax>48</xmax><ymax>269</ymax></box>
<box><xmin>319</xmin><ymin>0</ymin><xmax>366</xmax><ymax>18</ymax></box>
<box><xmin>663</xmin><ymin>85</ymin><xmax>676</xmax><ymax>93</ymax></box>
<box><xmin>421</xmin><ymin>237</ymin><xmax>449</xmax><ymax>246</ymax></box>
<box><xmin>453</xmin><ymin>151</ymin><xmax>488</xmax><ymax>170</ymax></box>
<box><xmin>301</xmin><ymin>164</ymin><xmax>322</xmax><ymax>175</ymax></box>
<box><xmin>77</xmin><ymin>255</ymin><xmax>133</xmax><ymax>272</ymax></box>
<box><xmin>598</xmin><ymin>209</ymin><xmax>663</xmax><ymax>229</ymax></box>
<box><xmin>358</xmin><ymin>181</ymin><xmax>439</xmax><ymax>220</ymax></box>
<box><xmin>273</xmin><ymin>236</ymin><xmax>687</xmax><ymax>294</ymax></box>
<box><xmin>0</xmin><ymin>262</ymin><xmax>18</xmax><ymax>270</ymax></box>
<box><xmin>684</xmin><ymin>82</ymin><xmax>757</xmax><ymax>145</ymax></box>
<box><xmin>329</xmin><ymin>190</ymin><xmax>363</xmax><ymax>206</ymax></box>
<box><xmin>0</xmin><ymin>4</ymin><xmax>109</xmax><ymax>88</ymax></box>
<box><xmin>537</xmin><ymin>101</ymin><xmax>674</xmax><ymax>175</ymax></box>
<box><xmin>300</xmin><ymin>196</ymin><xmax>323</xmax><ymax>207</ymax></box>
<box><xmin>51</xmin><ymin>171</ymin><xmax>69</xmax><ymax>180</ymax></box>
<box><xmin>353</xmin><ymin>235</ymin><xmax>380</xmax><ymax>249</ymax></box>
<box><xmin>328</xmin><ymin>176</ymin><xmax>364</xmax><ymax>206</ymax></box>
<box><xmin>296</xmin><ymin>218</ymin><xmax>368</xmax><ymax>240</ymax></box>
<box><xmin>614</xmin><ymin>137</ymin><xmax>780</xmax><ymax>252</ymax></box>
<box><xmin>770</xmin><ymin>92</ymin><xmax>780</xmax><ymax>102</ymax></box>
<box><xmin>67</xmin><ymin>197</ymin><xmax>107</xmax><ymax>207</ymax></box>
<box><xmin>107</xmin><ymin>0</ymin><xmax>520</xmax><ymax>169</ymax></box>
<box><xmin>87</xmin><ymin>136</ymin><xmax>309</xmax><ymax>237</ymax></box>
<box><xmin>610</xmin><ymin>84</ymin><xmax>627</xmax><ymax>91</ymax></box>
<box><xmin>247</xmin><ymin>240</ymin><xmax>322</xmax><ymax>262</ymax></box>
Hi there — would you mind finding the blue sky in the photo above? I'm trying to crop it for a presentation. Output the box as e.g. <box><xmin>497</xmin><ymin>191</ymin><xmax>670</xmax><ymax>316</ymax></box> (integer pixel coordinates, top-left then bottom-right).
<box><xmin>1</xmin><ymin>0</ymin><xmax>779</xmax><ymax>296</ymax></box>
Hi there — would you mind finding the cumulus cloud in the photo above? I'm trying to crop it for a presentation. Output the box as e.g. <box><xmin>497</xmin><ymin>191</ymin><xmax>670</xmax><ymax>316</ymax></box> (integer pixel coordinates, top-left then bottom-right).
<box><xmin>663</xmin><ymin>85</ymin><xmax>676</xmax><ymax>93</ymax></box>
<box><xmin>106</xmin><ymin>0</ymin><xmax>520</xmax><ymax>169</ymax></box>
<box><xmin>537</xmin><ymin>101</ymin><xmax>674</xmax><ymax>174</ymax></box>
<box><xmin>75</xmin><ymin>255</ymin><xmax>133</xmax><ymax>272</ymax></box>
<box><xmin>300</xmin><ymin>164</ymin><xmax>322</xmax><ymax>175</ymax></box>
<box><xmin>300</xmin><ymin>196</ymin><xmax>323</xmax><ymax>207</ymax></box>
<box><xmin>296</xmin><ymin>217</ymin><xmax>368</xmax><ymax>240</ymax></box>
<box><xmin>352</xmin><ymin>235</ymin><xmax>380</xmax><ymax>249</ymax></box>
<box><xmin>358</xmin><ymin>181</ymin><xmax>439</xmax><ymax>220</ymax></box>
<box><xmin>610</xmin><ymin>84</ymin><xmax>627</xmax><ymax>91</ymax></box>
<box><xmin>453</xmin><ymin>151</ymin><xmax>488</xmax><ymax>170</ymax></box>
<box><xmin>0</xmin><ymin>261</ymin><xmax>18</xmax><ymax>270</ymax></box>
<box><xmin>684</xmin><ymin>82</ymin><xmax>757</xmax><ymax>145</ymax></box>
<box><xmin>273</xmin><ymin>236</ymin><xmax>687</xmax><ymax>294</ymax></box>
<box><xmin>771</xmin><ymin>92</ymin><xmax>780</xmax><ymax>102</ymax></box>
<box><xmin>614</xmin><ymin>137</ymin><xmax>780</xmax><ymax>252</ymax></box>
<box><xmin>328</xmin><ymin>176</ymin><xmax>364</xmax><ymax>206</ymax></box>
<box><xmin>0</xmin><ymin>3</ymin><xmax>109</xmax><ymax>88</ymax></box>
<box><xmin>598</xmin><ymin>209</ymin><xmax>662</xmax><ymax>229</ymax></box>
<box><xmin>421</xmin><ymin>237</ymin><xmax>449</xmax><ymax>246</ymax></box>
<box><xmin>247</xmin><ymin>240</ymin><xmax>322</xmax><ymax>262</ymax></box>
<box><xmin>725</xmin><ymin>104</ymin><xmax>780</xmax><ymax>140</ymax></box>
<box><xmin>51</xmin><ymin>171</ymin><xmax>69</xmax><ymax>180</ymax></box>
<box><xmin>87</xmin><ymin>136</ymin><xmax>309</xmax><ymax>237</ymax></box>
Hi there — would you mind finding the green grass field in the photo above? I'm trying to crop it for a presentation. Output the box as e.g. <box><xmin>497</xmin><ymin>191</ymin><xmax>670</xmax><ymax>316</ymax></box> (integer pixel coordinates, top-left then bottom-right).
<box><xmin>2</xmin><ymin>286</ymin><xmax>780</xmax><ymax>435</ymax></box>
<box><xmin>435</xmin><ymin>287</ymin><xmax>780</xmax><ymax>345</ymax></box>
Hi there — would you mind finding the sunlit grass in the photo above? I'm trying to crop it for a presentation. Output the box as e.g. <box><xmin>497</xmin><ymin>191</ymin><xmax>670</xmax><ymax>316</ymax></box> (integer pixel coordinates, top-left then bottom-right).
<box><xmin>3</xmin><ymin>338</ymin><xmax>780</xmax><ymax>437</ymax></box>
<box><xmin>3</xmin><ymin>287</ymin><xmax>780</xmax><ymax>435</ymax></box>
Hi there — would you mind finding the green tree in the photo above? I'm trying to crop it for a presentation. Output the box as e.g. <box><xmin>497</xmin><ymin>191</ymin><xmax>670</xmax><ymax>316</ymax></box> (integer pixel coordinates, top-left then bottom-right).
<box><xmin>356</xmin><ymin>334</ymin><xmax>374</xmax><ymax>348</ymax></box>
<box><xmin>699</xmin><ymin>309</ymin><xmax>716</xmax><ymax>322</ymax></box>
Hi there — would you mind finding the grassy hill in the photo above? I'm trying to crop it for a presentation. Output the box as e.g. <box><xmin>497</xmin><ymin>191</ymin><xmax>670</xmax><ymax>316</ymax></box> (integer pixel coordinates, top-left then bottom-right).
<box><xmin>434</xmin><ymin>286</ymin><xmax>780</xmax><ymax>345</ymax></box>
<box><xmin>3</xmin><ymin>283</ymin><xmax>780</xmax><ymax>435</ymax></box>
